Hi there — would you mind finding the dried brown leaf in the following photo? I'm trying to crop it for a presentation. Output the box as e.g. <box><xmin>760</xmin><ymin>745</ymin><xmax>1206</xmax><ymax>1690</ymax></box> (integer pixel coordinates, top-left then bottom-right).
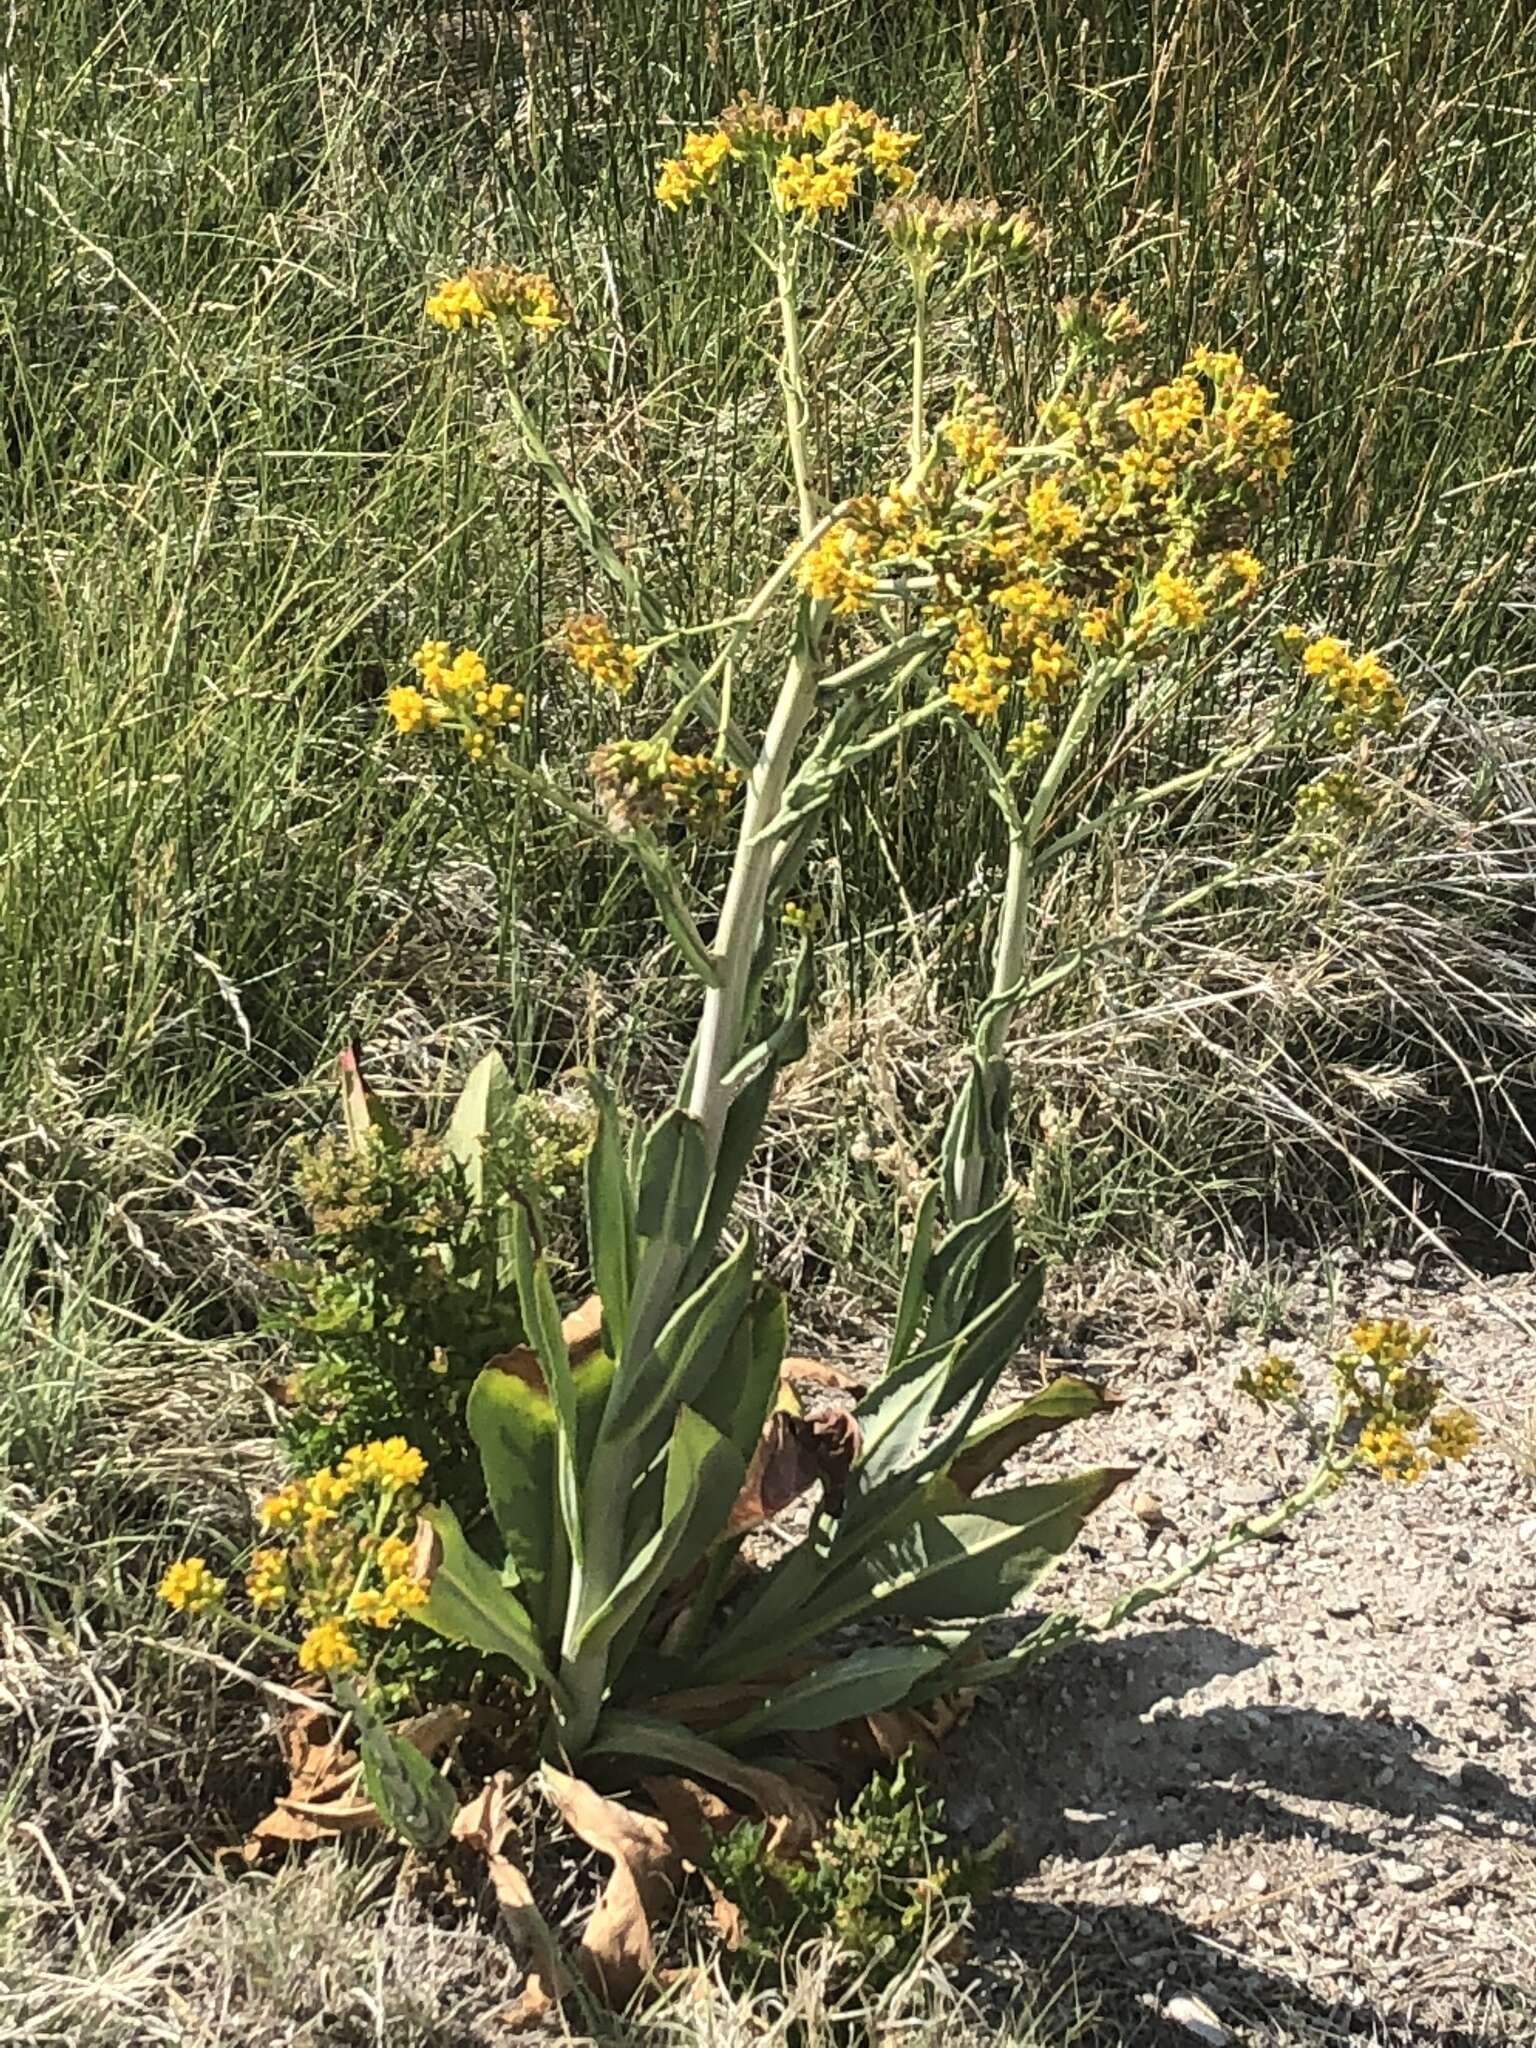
<box><xmin>727</xmin><ymin>1407</ymin><xmax>862</xmax><ymax>1534</ymax></box>
<box><xmin>540</xmin><ymin>1766</ymin><xmax>682</xmax><ymax>2006</ymax></box>
<box><xmin>454</xmin><ymin>1772</ymin><xmax>570</xmax><ymax>2017</ymax></box>
<box><xmin>641</xmin><ymin>1775</ymin><xmax>745</xmax><ymax>1950</ymax></box>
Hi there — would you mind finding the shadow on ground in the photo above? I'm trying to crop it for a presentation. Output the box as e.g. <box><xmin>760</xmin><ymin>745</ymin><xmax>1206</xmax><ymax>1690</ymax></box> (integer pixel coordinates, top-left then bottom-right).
<box><xmin>939</xmin><ymin>1624</ymin><xmax>1536</xmax><ymax>2045</ymax></box>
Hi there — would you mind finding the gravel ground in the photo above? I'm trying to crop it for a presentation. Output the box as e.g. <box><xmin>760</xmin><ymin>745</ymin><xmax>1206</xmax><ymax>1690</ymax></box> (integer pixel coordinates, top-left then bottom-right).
<box><xmin>937</xmin><ymin>1262</ymin><xmax>1536</xmax><ymax>2046</ymax></box>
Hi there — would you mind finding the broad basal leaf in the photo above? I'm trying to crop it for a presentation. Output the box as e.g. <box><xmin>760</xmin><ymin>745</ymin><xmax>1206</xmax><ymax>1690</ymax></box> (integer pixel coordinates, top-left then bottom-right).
<box><xmin>411</xmin><ymin>1504</ymin><xmax>563</xmax><ymax>1701</ymax></box>
<box><xmin>947</xmin><ymin>1375</ymin><xmax>1118</xmax><ymax>1495</ymax></box>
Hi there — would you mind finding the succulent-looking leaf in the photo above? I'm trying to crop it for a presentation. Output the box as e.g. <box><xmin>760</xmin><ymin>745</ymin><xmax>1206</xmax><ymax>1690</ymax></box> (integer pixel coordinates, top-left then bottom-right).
<box><xmin>585</xmin><ymin>1078</ymin><xmax>636</xmax><ymax>1352</ymax></box>
<box><xmin>350</xmin><ymin>1688</ymin><xmax>457</xmax><ymax>1850</ymax></box>
<box><xmin>443</xmin><ymin>1048</ymin><xmax>521</xmax><ymax>1204</ymax></box>
<box><xmin>602</xmin><ymin>1230</ymin><xmax>756</xmax><ymax>1450</ymax></box>
<box><xmin>569</xmin><ymin>1405</ymin><xmax>745</xmax><ymax>1659</ymax></box>
<box><xmin>887</xmin><ymin>1181</ymin><xmax>941</xmax><ymax>1376</ymax></box>
<box><xmin>411</xmin><ymin>1504</ymin><xmax>563</xmax><ymax>1700</ymax></box>
<box><xmin>691</xmin><ymin>1281</ymin><xmax>788</xmax><ymax>1463</ymax></box>
<box><xmin>714</xmin><ymin>1642</ymin><xmax>950</xmax><ymax>1740</ymax></box>
<box><xmin>508</xmin><ymin>1205</ymin><xmax>584</xmax><ymax>1569</ymax></box>
<box><xmin>467</xmin><ymin>1348</ymin><xmax>615</xmax><ymax>1635</ymax></box>
<box><xmin>634</xmin><ymin>1106</ymin><xmax>710</xmax><ymax>1247</ymax></box>
<box><xmin>836</xmin><ymin>1465</ymin><xmax>1134</xmax><ymax>1626</ymax></box>
<box><xmin>947</xmin><ymin>1375</ymin><xmax>1117</xmax><ymax>1495</ymax></box>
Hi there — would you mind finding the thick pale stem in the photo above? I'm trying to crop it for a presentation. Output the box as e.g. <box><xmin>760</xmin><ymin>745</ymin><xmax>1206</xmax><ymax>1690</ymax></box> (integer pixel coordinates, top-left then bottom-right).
<box><xmin>908</xmin><ymin>274</ymin><xmax>929</xmax><ymax>475</ymax></box>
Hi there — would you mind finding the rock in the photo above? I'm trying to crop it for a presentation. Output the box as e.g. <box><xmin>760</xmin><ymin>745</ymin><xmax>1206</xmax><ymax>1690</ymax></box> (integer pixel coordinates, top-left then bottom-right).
<box><xmin>1139</xmin><ymin>1882</ymin><xmax>1166</xmax><ymax>1906</ymax></box>
<box><xmin>1245</xmin><ymin>1869</ymin><xmax>1270</xmax><ymax>1895</ymax></box>
<box><xmin>1324</xmin><ymin>1597</ymin><xmax>1363</xmax><ymax>1619</ymax></box>
<box><xmin>1383</xmin><ymin>1258</ymin><xmax>1416</xmax><ymax>1282</ymax></box>
<box><xmin>1162</xmin><ymin>1992</ymin><xmax>1233</xmax><ymax>2044</ymax></box>
<box><xmin>1223</xmin><ymin>1480</ymin><xmax>1277</xmax><ymax>1508</ymax></box>
<box><xmin>1382</xmin><ymin>1859</ymin><xmax>1431</xmax><ymax>1889</ymax></box>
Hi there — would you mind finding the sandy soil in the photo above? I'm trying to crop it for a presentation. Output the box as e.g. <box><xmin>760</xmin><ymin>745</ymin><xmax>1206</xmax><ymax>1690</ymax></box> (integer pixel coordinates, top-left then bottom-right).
<box><xmin>936</xmin><ymin>1263</ymin><xmax>1536</xmax><ymax>2046</ymax></box>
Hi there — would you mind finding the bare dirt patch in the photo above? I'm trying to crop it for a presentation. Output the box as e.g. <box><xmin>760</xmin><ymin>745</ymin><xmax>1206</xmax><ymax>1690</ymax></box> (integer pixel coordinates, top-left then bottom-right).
<box><xmin>940</xmin><ymin>1263</ymin><xmax>1536</xmax><ymax>2045</ymax></box>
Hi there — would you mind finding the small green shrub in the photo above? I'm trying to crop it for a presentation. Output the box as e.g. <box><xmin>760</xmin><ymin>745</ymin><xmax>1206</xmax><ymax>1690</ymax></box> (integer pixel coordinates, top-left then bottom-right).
<box><xmin>707</xmin><ymin>1758</ymin><xmax>996</xmax><ymax>1988</ymax></box>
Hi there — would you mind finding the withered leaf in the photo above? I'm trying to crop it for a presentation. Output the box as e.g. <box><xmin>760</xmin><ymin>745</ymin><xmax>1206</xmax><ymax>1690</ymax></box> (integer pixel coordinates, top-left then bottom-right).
<box><xmin>453</xmin><ymin>1771</ymin><xmax>570</xmax><ymax>2018</ymax></box>
<box><xmin>727</xmin><ymin>1408</ymin><xmax>862</xmax><ymax>1535</ymax></box>
<box><xmin>540</xmin><ymin>1765</ymin><xmax>682</xmax><ymax>2007</ymax></box>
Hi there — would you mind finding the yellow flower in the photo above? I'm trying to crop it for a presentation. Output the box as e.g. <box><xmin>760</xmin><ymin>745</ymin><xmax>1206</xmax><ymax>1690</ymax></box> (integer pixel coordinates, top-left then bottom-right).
<box><xmin>257</xmin><ymin>1483</ymin><xmax>305</xmax><ymax>1532</ymax></box>
<box><xmin>377</xmin><ymin>1534</ymin><xmax>413</xmax><ymax>1580</ymax></box>
<box><xmin>773</xmin><ymin>151</ymin><xmax>859</xmax><ymax>219</ymax></box>
<box><xmin>425</xmin><ymin>265</ymin><xmax>566</xmax><ymax>337</ymax></box>
<box><xmin>1427</xmin><ymin>1407</ymin><xmax>1479</xmax><ymax>1463</ymax></box>
<box><xmin>159</xmin><ymin>1556</ymin><xmax>226</xmax><ymax>1615</ymax></box>
<box><xmin>298</xmin><ymin>1620</ymin><xmax>361</xmax><ymax>1674</ymax></box>
<box><xmin>560</xmin><ymin>613</ymin><xmax>642</xmax><ymax>697</ymax></box>
<box><xmin>1023</xmin><ymin>477</ymin><xmax>1083</xmax><ymax>554</ymax></box>
<box><xmin>386</xmin><ymin>684</ymin><xmax>441</xmax><ymax>735</ymax></box>
<box><xmin>384</xmin><ymin>1575</ymin><xmax>428</xmax><ymax>1612</ymax></box>
<box><xmin>656</xmin><ymin>128</ymin><xmax>735</xmax><ymax>207</ymax></box>
<box><xmin>944</xmin><ymin>408</ymin><xmax>1012</xmax><ymax>484</ymax></box>
<box><xmin>867</xmin><ymin>122</ymin><xmax>921</xmax><ymax>190</ymax></box>
<box><xmin>244</xmin><ymin>1548</ymin><xmax>288</xmax><ymax>1613</ymax></box>
<box><xmin>1237</xmin><ymin>1352</ymin><xmax>1302</xmax><ymax>1406</ymax></box>
<box><xmin>797</xmin><ymin>524</ymin><xmax>877</xmax><ymax>612</ymax></box>
<box><xmin>336</xmin><ymin>1437</ymin><xmax>428</xmax><ymax>1492</ymax></box>
<box><xmin>1222</xmin><ymin>549</ymin><xmax>1263</xmax><ymax>598</ymax></box>
<box><xmin>1357</xmin><ymin>1419</ymin><xmax>1429</xmax><ymax>1485</ymax></box>
<box><xmin>1150</xmin><ymin>568</ymin><xmax>1208</xmax><ymax>632</ymax></box>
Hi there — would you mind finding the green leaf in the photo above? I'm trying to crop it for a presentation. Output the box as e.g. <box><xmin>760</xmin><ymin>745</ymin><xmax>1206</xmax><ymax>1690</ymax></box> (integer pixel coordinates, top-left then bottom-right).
<box><xmin>443</xmin><ymin>1049</ymin><xmax>520</xmax><ymax>1204</ymax></box>
<box><xmin>691</xmin><ymin>1281</ymin><xmax>787</xmax><ymax>1461</ymax></box>
<box><xmin>568</xmin><ymin>1406</ymin><xmax>744</xmax><ymax>1659</ymax></box>
<box><xmin>351</xmin><ymin>1691</ymin><xmax>456</xmax><ymax>1850</ymax></box>
<box><xmin>413</xmin><ymin>1503</ymin><xmax>563</xmax><ymax>1701</ymax></box>
<box><xmin>700</xmin><ymin>1467</ymin><xmax>1130</xmax><ymax>1680</ymax></box>
<box><xmin>602</xmin><ymin>1230</ymin><xmax>756</xmax><ymax>1451</ymax></box>
<box><xmin>634</xmin><ymin>1107</ymin><xmax>710</xmax><ymax>1248</ymax></box>
<box><xmin>839</xmin><ymin>1466</ymin><xmax>1133</xmax><ymax>1624</ymax></box>
<box><xmin>466</xmin><ymin>1351</ymin><xmax>616</xmax><ymax>1638</ymax></box>
<box><xmin>681</xmin><ymin>1060</ymin><xmax>776</xmax><ymax>1293</ymax></box>
<box><xmin>509</xmin><ymin>1206</ymin><xmax>583</xmax><ymax>1570</ymax></box>
<box><xmin>584</xmin><ymin>1076</ymin><xmax>636</xmax><ymax>1354</ymax></box>
<box><xmin>715</xmin><ymin>1642</ymin><xmax>950</xmax><ymax>1741</ymax></box>
<box><xmin>843</xmin><ymin>1276</ymin><xmax>1038</xmax><ymax>1533</ymax></box>
<box><xmin>925</xmin><ymin>1192</ymin><xmax>1017</xmax><ymax>1341</ymax></box>
<box><xmin>940</xmin><ymin>1054</ymin><xmax>987</xmax><ymax>1220</ymax></box>
<box><xmin>887</xmin><ymin>1182</ymin><xmax>941</xmax><ymax>1377</ymax></box>
<box><xmin>947</xmin><ymin>1376</ymin><xmax>1116</xmax><ymax>1495</ymax></box>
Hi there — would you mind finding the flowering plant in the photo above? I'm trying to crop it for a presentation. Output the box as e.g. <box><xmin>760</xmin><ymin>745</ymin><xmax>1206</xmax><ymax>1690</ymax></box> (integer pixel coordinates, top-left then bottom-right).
<box><xmin>161</xmin><ymin>99</ymin><xmax>1467</xmax><ymax>1873</ymax></box>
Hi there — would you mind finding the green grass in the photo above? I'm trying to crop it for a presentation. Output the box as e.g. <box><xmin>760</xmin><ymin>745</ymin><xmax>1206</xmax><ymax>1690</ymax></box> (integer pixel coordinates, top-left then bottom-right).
<box><xmin>2</xmin><ymin>2</ymin><xmax>1536</xmax><ymax>2038</ymax></box>
<box><xmin>4</xmin><ymin>0</ymin><xmax>1535</xmax><ymax>1271</ymax></box>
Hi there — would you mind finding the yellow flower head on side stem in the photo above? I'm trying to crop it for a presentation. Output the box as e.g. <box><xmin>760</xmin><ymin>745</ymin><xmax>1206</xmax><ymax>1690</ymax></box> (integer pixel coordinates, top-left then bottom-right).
<box><xmin>560</xmin><ymin>613</ymin><xmax>643</xmax><ymax>697</ymax></box>
<box><xmin>425</xmin><ymin>266</ymin><xmax>566</xmax><ymax>338</ymax></box>
<box><xmin>159</xmin><ymin>1557</ymin><xmax>226</xmax><ymax>1614</ymax></box>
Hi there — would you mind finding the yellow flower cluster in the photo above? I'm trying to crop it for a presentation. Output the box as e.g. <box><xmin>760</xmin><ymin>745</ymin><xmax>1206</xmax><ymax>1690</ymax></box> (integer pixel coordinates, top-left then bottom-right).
<box><xmin>257</xmin><ymin>1436</ymin><xmax>425</xmax><ymax>1532</ymax></box>
<box><xmin>798</xmin><ymin>524</ymin><xmax>878</xmax><ymax>613</ymax></box>
<box><xmin>656</xmin><ymin>96</ymin><xmax>920</xmax><ymax>216</ymax></box>
<box><xmin>1294</xmin><ymin>765</ymin><xmax>1377</xmax><ymax>844</ymax></box>
<box><xmin>424</xmin><ymin>265</ymin><xmax>566</xmax><ymax>337</ymax></box>
<box><xmin>1333</xmin><ymin>1320</ymin><xmax>1478</xmax><ymax>1484</ymax></box>
<box><xmin>158</xmin><ymin>1556</ymin><xmax>226</xmax><ymax>1614</ymax></box>
<box><xmin>589</xmin><ymin>737</ymin><xmax>742</xmax><ymax>837</ymax></box>
<box><xmin>1294</xmin><ymin>634</ymin><xmax>1405</xmax><ymax>741</ymax></box>
<box><xmin>880</xmin><ymin>195</ymin><xmax>1044</xmax><ymax>277</ymax></box>
<box><xmin>387</xmin><ymin>641</ymin><xmax>524</xmax><ymax>761</ymax></box>
<box><xmin>1237</xmin><ymin>1352</ymin><xmax>1303</xmax><ymax>1406</ymax></box>
<box><xmin>791</xmin><ymin>338</ymin><xmax>1285</xmax><ymax>751</ymax></box>
<box><xmin>158</xmin><ymin>1434</ymin><xmax>431</xmax><ymax>1682</ymax></box>
<box><xmin>560</xmin><ymin>612</ymin><xmax>642</xmax><ymax>698</ymax></box>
